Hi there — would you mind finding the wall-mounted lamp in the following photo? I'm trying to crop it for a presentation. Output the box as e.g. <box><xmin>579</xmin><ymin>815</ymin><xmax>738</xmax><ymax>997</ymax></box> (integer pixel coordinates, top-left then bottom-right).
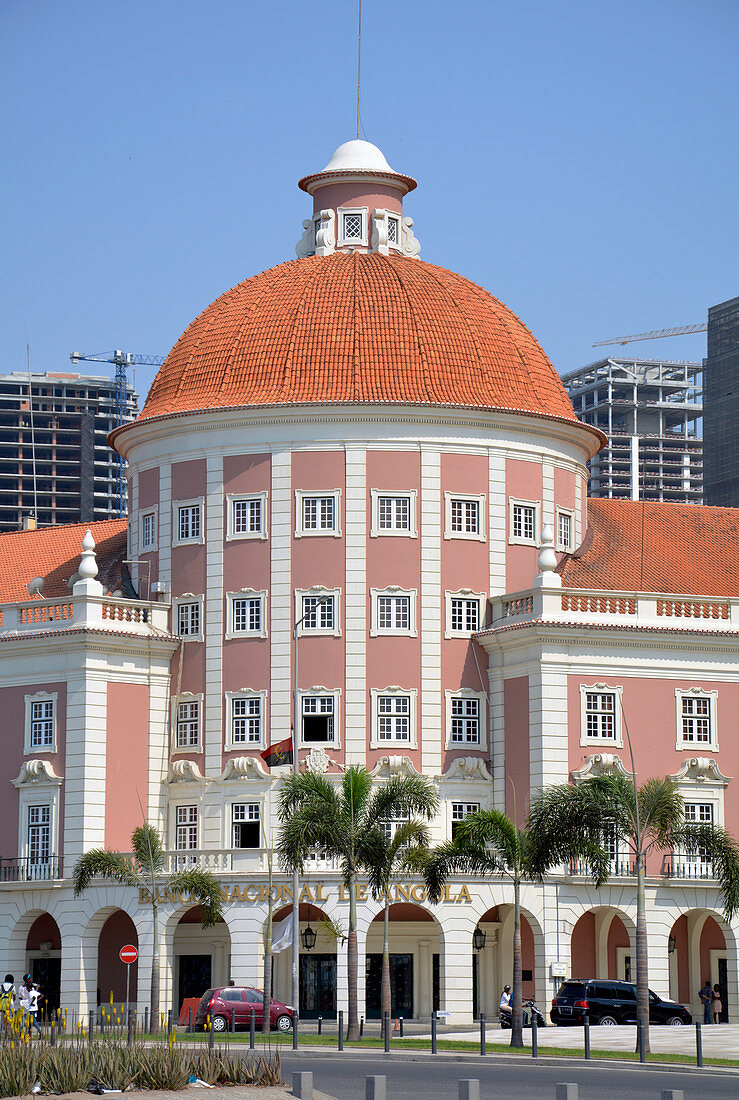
<box><xmin>668</xmin><ymin>935</ymin><xmax>677</xmax><ymax>954</ymax></box>
<box><xmin>473</xmin><ymin>927</ymin><xmax>486</xmax><ymax>951</ymax></box>
<box><xmin>301</xmin><ymin>925</ymin><xmax>317</xmax><ymax>951</ymax></box>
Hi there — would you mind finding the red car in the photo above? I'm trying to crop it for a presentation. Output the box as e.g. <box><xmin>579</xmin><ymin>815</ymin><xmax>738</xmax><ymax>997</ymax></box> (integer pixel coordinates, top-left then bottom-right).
<box><xmin>194</xmin><ymin>986</ymin><xmax>294</xmax><ymax>1033</ymax></box>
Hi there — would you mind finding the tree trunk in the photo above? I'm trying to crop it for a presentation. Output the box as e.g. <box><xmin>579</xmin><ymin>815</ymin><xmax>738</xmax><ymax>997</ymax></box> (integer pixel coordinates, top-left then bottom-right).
<box><xmin>150</xmin><ymin>900</ymin><xmax>160</xmax><ymax>1034</ymax></box>
<box><xmin>262</xmin><ymin>856</ymin><xmax>274</xmax><ymax>1033</ymax></box>
<box><xmin>381</xmin><ymin>893</ymin><xmax>391</xmax><ymax>1040</ymax></box>
<box><xmin>510</xmin><ymin>876</ymin><xmax>524</xmax><ymax>1048</ymax></box>
<box><xmin>635</xmin><ymin>852</ymin><xmax>650</xmax><ymax>1053</ymax></box>
<box><xmin>346</xmin><ymin>875</ymin><xmax>359</xmax><ymax>1041</ymax></box>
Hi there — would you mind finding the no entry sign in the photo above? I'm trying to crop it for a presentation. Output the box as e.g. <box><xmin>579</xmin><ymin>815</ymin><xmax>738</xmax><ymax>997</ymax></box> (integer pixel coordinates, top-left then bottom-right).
<box><xmin>119</xmin><ymin>944</ymin><xmax>138</xmax><ymax>965</ymax></box>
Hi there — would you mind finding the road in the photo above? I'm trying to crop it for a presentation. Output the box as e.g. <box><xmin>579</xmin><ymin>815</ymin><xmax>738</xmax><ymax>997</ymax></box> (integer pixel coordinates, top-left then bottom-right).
<box><xmin>279</xmin><ymin>1049</ymin><xmax>739</xmax><ymax>1099</ymax></box>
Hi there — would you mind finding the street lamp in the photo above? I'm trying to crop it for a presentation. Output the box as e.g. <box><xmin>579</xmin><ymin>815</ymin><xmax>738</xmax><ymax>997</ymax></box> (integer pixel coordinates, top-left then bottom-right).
<box><xmin>291</xmin><ymin>593</ymin><xmax>335</xmax><ymax>1031</ymax></box>
<box><xmin>473</xmin><ymin>927</ymin><xmax>486</xmax><ymax>951</ymax></box>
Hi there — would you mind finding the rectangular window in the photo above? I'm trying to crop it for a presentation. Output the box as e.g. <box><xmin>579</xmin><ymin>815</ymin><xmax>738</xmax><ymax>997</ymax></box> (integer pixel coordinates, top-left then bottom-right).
<box><xmin>379</xmin><ymin>495</ymin><xmax>410</xmax><ymax>531</ymax></box>
<box><xmin>303</xmin><ymin>496</ymin><xmax>335</xmax><ymax>531</ymax></box>
<box><xmin>30</xmin><ymin>700</ymin><xmax>54</xmax><ymax>749</ymax></box>
<box><xmin>302</xmin><ymin>696</ymin><xmax>335</xmax><ymax>743</ymax></box>
<box><xmin>684</xmin><ymin>802</ymin><xmax>713</xmax><ymax>875</ymax></box>
<box><xmin>387</xmin><ymin>216</ymin><xmax>399</xmax><ymax>245</ymax></box>
<box><xmin>451</xmin><ymin>499</ymin><xmax>479</xmax><ymax>535</ymax></box>
<box><xmin>681</xmin><ymin>696</ymin><xmax>711</xmax><ymax>744</ymax></box>
<box><xmin>231</xmin><ymin>696</ymin><xmax>262</xmax><ymax>745</ymax></box>
<box><xmin>232</xmin><ymin>498</ymin><xmax>263</xmax><ymax>536</ymax></box>
<box><xmin>557</xmin><ymin>511</ymin><xmax>572</xmax><ymax>551</ymax></box>
<box><xmin>142</xmin><ymin>511</ymin><xmax>156</xmax><ymax>549</ymax></box>
<box><xmin>302</xmin><ymin>594</ymin><xmax>335</xmax><ymax>630</ymax></box>
<box><xmin>176</xmin><ymin>700</ymin><xmax>200</xmax><ymax>748</ymax></box>
<box><xmin>175</xmin><ymin>805</ymin><xmax>198</xmax><ymax>850</ymax></box>
<box><xmin>451</xmin><ymin>802</ymin><xmax>480</xmax><ymax>839</ymax></box>
<box><xmin>377</xmin><ymin>694</ymin><xmax>411</xmax><ymax>741</ymax></box>
<box><xmin>450</xmin><ymin>598</ymin><xmax>480</xmax><ymax>633</ymax></box>
<box><xmin>450</xmin><ymin>698</ymin><xmax>480</xmax><ymax>744</ymax></box>
<box><xmin>512</xmin><ymin>504</ymin><xmax>536</xmax><ymax>542</ymax></box>
<box><xmin>585</xmin><ymin>692</ymin><xmax>616</xmax><ymax>740</ymax></box>
<box><xmin>380</xmin><ymin>809</ymin><xmax>409</xmax><ymax>842</ymax></box>
<box><xmin>27</xmin><ymin>805</ymin><xmax>50</xmax><ymax>868</ymax></box>
<box><xmin>232</xmin><ymin>596</ymin><xmax>262</xmax><ymax>634</ymax></box>
<box><xmin>177</xmin><ymin>602</ymin><xmax>201</xmax><ymax>637</ymax></box>
<box><xmin>378</xmin><ymin>595</ymin><xmax>410</xmax><ymax>631</ymax></box>
<box><xmin>685</xmin><ymin>802</ymin><xmax>713</xmax><ymax>824</ymax></box>
<box><xmin>342</xmin><ymin>212</ymin><xmax>363</xmax><ymax>240</ymax></box>
<box><xmin>232</xmin><ymin>802</ymin><xmax>260</xmax><ymax>849</ymax></box>
<box><xmin>177</xmin><ymin>504</ymin><xmax>201</xmax><ymax>542</ymax></box>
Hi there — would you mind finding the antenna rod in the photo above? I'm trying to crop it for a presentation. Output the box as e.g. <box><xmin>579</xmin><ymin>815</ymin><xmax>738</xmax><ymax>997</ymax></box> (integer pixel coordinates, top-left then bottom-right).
<box><xmin>356</xmin><ymin>0</ymin><xmax>362</xmax><ymax>139</ymax></box>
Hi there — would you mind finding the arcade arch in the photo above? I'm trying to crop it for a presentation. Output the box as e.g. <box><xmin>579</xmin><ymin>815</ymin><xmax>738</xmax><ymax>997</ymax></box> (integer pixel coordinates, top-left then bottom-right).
<box><xmin>271</xmin><ymin>903</ymin><xmax>335</xmax><ymax>1018</ymax></box>
<box><xmin>473</xmin><ymin>905</ymin><xmax>544</xmax><ymax>1020</ymax></box>
<box><xmin>170</xmin><ymin>906</ymin><xmax>231</xmax><ymax>1015</ymax></box>
<box><xmin>569</xmin><ymin>907</ymin><xmax>635</xmax><ymax>983</ymax></box>
<box><xmin>365</xmin><ymin>902</ymin><xmax>443</xmax><ymax>1020</ymax></box>
<box><xmin>668</xmin><ymin>909</ymin><xmax>732</xmax><ymax>1019</ymax></box>
<box><xmin>96</xmin><ymin>910</ymin><xmax>139</xmax><ymax>1007</ymax></box>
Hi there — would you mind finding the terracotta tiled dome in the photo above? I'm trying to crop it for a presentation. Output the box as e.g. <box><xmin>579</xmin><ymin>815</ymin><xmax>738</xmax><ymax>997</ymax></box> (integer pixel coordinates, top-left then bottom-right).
<box><xmin>138</xmin><ymin>251</ymin><xmax>578</xmax><ymax>424</ymax></box>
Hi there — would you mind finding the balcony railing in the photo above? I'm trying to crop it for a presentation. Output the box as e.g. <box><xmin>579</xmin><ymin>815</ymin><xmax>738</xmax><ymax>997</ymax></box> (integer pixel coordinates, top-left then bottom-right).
<box><xmin>568</xmin><ymin>858</ymin><xmax>637</xmax><ymax>878</ymax></box>
<box><xmin>0</xmin><ymin>856</ymin><xmax>63</xmax><ymax>882</ymax></box>
<box><xmin>0</xmin><ymin>594</ymin><xmax>171</xmax><ymax>636</ymax></box>
<box><xmin>662</xmin><ymin>854</ymin><xmax>715</xmax><ymax>880</ymax></box>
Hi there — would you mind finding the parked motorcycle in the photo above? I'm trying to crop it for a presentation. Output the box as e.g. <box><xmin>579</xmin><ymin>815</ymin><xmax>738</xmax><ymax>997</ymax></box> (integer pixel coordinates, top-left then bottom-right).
<box><xmin>499</xmin><ymin>998</ymin><xmax>548</xmax><ymax>1029</ymax></box>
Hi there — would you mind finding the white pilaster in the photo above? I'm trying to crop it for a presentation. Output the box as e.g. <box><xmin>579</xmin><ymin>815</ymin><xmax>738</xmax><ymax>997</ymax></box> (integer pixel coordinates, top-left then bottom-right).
<box><xmin>420</xmin><ymin>450</ymin><xmax>442</xmax><ymax>775</ymax></box>
<box><xmin>344</xmin><ymin>446</ymin><xmax>367</xmax><ymax>765</ymax></box>
<box><xmin>270</xmin><ymin>451</ymin><xmax>293</xmax><ymax>744</ymax></box>
<box><xmin>63</xmin><ymin>666</ymin><xmax>109</xmax><ymax>862</ymax></box>
<box><xmin>488</xmin><ymin>451</ymin><xmax>506</xmax><ymax>595</ymax></box>
<box><xmin>542</xmin><ymin>459</ymin><xmax>555</xmax><ymax>528</ymax></box>
<box><xmin>203</xmin><ymin>455</ymin><xmax>224</xmax><ymax>796</ymax></box>
<box><xmin>158</xmin><ymin>462</ymin><xmax>172</xmax><ymax>586</ymax></box>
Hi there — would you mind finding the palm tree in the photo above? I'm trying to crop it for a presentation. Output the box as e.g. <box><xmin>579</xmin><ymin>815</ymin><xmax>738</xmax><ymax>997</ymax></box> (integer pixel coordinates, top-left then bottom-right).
<box><xmin>527</xmin><ymin>774</ymin><xmax>739</xmax><ymax>1050</ymax></box>
<box><xmin>277</xmin><ymin>766</ymin><xmax>437</xmax><ymax>1041</ymax></box>
<box><xmin>73</xmin><ymin>823</ymin><xmax>225</xmax><ymax>1029</ymax></box>
<box><xmin>422</xmin><ymin>808</ymin><xmax>557</xmax><ymax>1049</ymax></box>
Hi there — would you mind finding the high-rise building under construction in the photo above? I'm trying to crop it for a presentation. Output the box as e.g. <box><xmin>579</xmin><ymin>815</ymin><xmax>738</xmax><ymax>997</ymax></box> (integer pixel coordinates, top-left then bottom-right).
<box><xmin>561</xmin><ymin>356</ymin><xmax>703</xmax><ymax>502</ymax></box>
<box><xmin>0</xmin><ymin>370</ymin><xmax>137</xmax><ymax>531</ymax></box>
<box><xmin>704</xmin><ymin>295</ymin><xmax>739</xmax><ymax>507</ymax></box>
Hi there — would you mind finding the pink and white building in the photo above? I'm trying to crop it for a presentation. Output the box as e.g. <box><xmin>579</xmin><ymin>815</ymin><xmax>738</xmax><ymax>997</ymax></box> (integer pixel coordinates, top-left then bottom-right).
<box><xmin>1</xmin><ymin>140</ymin><xmax>737</xmax><ymax>1025</ymax></box>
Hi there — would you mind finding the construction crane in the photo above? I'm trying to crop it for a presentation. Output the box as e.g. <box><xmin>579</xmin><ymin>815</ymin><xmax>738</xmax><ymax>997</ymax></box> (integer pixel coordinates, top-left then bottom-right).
<box><xmin>592</xmin><ymin>323</ymin><xmax>707</xmax><ymax>348</ymax></box>
<box><xmin>69</xmin><ymin>349</ymin><xmax>165</xmax><ymax>516</ymax></box>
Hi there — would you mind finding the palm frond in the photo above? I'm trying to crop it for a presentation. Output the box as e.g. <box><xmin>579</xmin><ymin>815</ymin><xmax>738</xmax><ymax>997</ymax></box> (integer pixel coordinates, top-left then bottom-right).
<box><xmin>72</xmin><ymin>849</ymin><xmax>140</xmax><ymax>896</ymax></box>
<box><xmin>341</xmin><ymin>766</ymin><xmax>374</xmax><ymax>822</ymax></box>
<box><xmin>453</xmin><ymin>810</ymin><xmax>519</xmax><ymax>868</ymax></box>
<box><xmin>679</xmin><ymin>824</ymin><xmax>739</xmax><ymax>920</ymax></box>
<box><xmin>637</xmin><ymin>777</ymin><xmax>683</xmax><ymax>849</ymax></box>
<box><xmin>167</xmin><ymin>869</ymin><xmax>225</xmax><ymax>928</ymax></box>
<box><xmin>423</xmin><ymin>841</ymin><xmax>500</xmax><ymax>903</ymax></box>
<box><xmin>278</xmin><ymin>771</ymin><xmax>339</xmax><ymax>819</ymax></box>
<box><xmin>365</xmin><ymin>775</ymin><xmax>438</xmax><ymax>828</ymax></box>
<box><xmin>132</xmin><ymin>824</ymin><xmax>165</xmax><ymax>875</ymax></box>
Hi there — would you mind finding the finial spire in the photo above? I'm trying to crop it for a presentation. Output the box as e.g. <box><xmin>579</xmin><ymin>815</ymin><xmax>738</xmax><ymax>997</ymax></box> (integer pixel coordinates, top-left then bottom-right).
<box><xmin>356</xmin><ymin>0</ymin><xmax>362</xmax><ymax>140</ymax></box>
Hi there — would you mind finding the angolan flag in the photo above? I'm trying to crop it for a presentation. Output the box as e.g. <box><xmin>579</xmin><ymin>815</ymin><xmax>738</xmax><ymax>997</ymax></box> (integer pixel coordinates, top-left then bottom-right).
<box><xmin>260</xmin><ymin>738</ymin><xmax>293</xmax><ymax>767</ymax></box>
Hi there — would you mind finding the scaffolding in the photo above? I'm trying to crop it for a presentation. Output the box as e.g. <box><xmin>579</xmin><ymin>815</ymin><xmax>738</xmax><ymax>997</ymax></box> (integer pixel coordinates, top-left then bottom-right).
<box><xmin>561</xmin><ymin>357</ymin><xmax>703</xmax><ymax>503</ymax></box>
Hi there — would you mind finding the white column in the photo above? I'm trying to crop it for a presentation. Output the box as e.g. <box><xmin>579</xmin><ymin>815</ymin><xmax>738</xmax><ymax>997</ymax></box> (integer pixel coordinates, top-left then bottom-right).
<box><xmin>203</xmin><ymin>454</ymin><xmax>224</xmax><ymax>819</ymax></box>
<box><xmin>225</xmin><ymin>906</ymin><xmax>264</xmax><ymax>988</ymax></box>
<box><xmin>420</xmin><ymin>449</ymin><xmax>442</xmax><ymax>775</ymax></box>
<box><xmin>417</xmin><ymin>938</ymin><xmax>431</xmax><ymax>1017</ymax></box>
<box><xmin>158</xmin><ymin>462</ymin><xmax>172</xmax><ymax>586</ymax></box>
<box><xmin>488</xmin><ymin>451</ymin><xmax>506</xmax><ymax>595</ymax></box>
<box><xmin>542</xmin><ymin>459</ymin><xmax>555</xmax><ymax>529</ymax></box>
<box><xmin>529</xmin><ymin>660</ymin><xmax>569</xmax><ymax>797</ymax></box>
<box><xmin>344</xmin><ymin>445</ymin><xmax>367</xmax><ymax>765</ymax></box>
<box><xmin>270</xmin><ymin>452</ymin><xmax>293</xmax><ymax>746</ymax></box>
<box><xmin>440</xmin><ymin>913</ymin><xmax>477</xmax><ymax>1024</ymax></box>
<box><xmin>63</xmin><ymin>664</ymin><xmax>109</xmax><ymax>862</ymax></box>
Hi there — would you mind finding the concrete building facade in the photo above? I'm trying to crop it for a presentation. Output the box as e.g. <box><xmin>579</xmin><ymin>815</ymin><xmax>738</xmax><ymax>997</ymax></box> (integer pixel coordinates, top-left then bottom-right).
<box><xmin>704</xmin><ymin>295</ymin><xmax>739</xmax><ymax>507</ymax></box>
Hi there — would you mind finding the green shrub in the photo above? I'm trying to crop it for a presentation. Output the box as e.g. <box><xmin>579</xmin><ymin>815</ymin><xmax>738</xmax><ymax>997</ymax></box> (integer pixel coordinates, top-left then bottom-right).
<box><xmin>0</xmin><ymin>1040</ymin><xmax>40</xmax><ymax>1098</ymax></box>
<box><xmin>38</xmin><ymin>1045</ymin><xmax>92</xmax><ymax>1095</ymax></box>
<box><xmin>135</xmin><ymin>1045</ymin><xmax>190</xmax><ymax>1090</ymax></box>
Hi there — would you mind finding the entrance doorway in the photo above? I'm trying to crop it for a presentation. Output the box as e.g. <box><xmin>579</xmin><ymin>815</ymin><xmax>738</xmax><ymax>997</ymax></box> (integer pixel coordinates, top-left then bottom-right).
<box><xmin>366</xmin><ymin>954</ymin><xmax>413</xmax><ymax>1019</ymax></box>
<box><xmin>300</xmin><ymin>955</ymin><xmax>336</xmax><ymax>1018</ymax></box>
<box><xmin>32</xmin><ymin>958</ymin><xmax>61</xmax><ymax>1020</ymax></box>
<box><xmin>178</xmin><ymin>955</ymin><xmax>211</xmax><ymax>1008</ymax></box>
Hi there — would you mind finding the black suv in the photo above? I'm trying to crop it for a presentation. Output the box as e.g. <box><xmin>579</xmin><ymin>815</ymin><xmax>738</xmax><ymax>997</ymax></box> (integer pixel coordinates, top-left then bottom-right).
<box><xmin>551</xmin><ymin>979</ymin><xmax>692</xmax><ymax>1026</ymax></box>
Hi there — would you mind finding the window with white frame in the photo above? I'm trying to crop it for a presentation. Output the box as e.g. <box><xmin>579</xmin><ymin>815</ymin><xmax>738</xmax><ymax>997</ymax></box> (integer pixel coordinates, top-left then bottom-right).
<box><xmin>25</xmin><ymin>693</ymin><xmax>56</xmax><ymax>753</ymax></box>
<box><xmin>175</xmin><ymin>697</ymin><xmax>201</xmax><ymax>750</ymax></box>
<box><xmin>226</xmin><ymin>691</ymin><xmax>265</xmax><ymax>749</ymax></box>
<box><xmin>174</xmin><ymin>500</ymin><xmax>203</xmax><ymax>545</ymax></box>
<box><xmin>174</xmin><ymin>598</ymin><xmax>203</xmax><ymax>640</ymax></box>
<box><xmin>509</xmin><ymin>499</ymin><xmax>539</xmax><ymax>545</ymax></box>
<box><xmin>370</xmin><ymin>490</ymin><xmax>417</xmax><ymax>537</ymax></box>
<box><xmin>451</xmin><ymin>801</ymin><xmax>480</xmax><ymax>840</ymax></box>
<box><xmin>446</xmin><ymin>690</ymin><xmax>486</xmax><ymax>748</ymax></box>
<box><xmin>296</xmin><ymin>590</ymin><xmax>340</xmax><ymax>635</ymax></box>
<box><xmin>175</xmin><ymin>805</ymin><xmax>198</xmax><ymax>850</ymax></box>
<box><xmin>27</xmin><ymin>805</ymin><xmax>50</xmax><ymax>871</ymax></box>
<box><xmin>371</xmin><ymin>687</ymin><xmax>417</xmax><ymax>748</ymax></box>
<box><xmin>370</xmin><ymin>588</ymin><xmax>417</xmax><ymax>636</ymax></box>
<box><xmin>227</xmin><ymin>493</ymin><xmax>268</xmax><ymax>540</ymax></box>
<box><xmin>683</xmin><ymin>802</ymin><xmax>714</xmax><ymax>876</ymax></box>
<box><xmin>677</xmin><ymin>689</ymin><xmax>718</xmax><ymax>750</ymax></box>
<box><xmin>295</xmin><ymin>490</ymin><xmax>341</xmax><ymax>537</ymax></box>
<box><xmin>380</xmin><ymin>808</ymin><xmax>410</xmax><ymax>842</ymax></box>
<box><xmin>141</xmin><ymin>510</ymin><xmax>157</xmax><ymax>550</ymax></box>
<box><xmin>300</xmin><ymin>691</ymin><xmax>339</xmax><ymax>745</ymax></box>
<box><xmin>227</xmin><ymin>591</ymin><xmax>267</xmax><ymax>639</ymax></box>
<box><xmin>387</xmin><ymin>215</ymin><xmax>400</xmax><ymax>248</ymax></box>
<box><xmin>445</xmin><ymin>493</ymin><xmax>485</xmax><ymax>541</ymax></box>
<box><xmin>557</xmin><ymin>510</ymin><xmax>573</xmax><ymax>552</ymax></box>
<box><xmin>232</xmin><ymin>802</ymin><xmax>260</xmax><ymax>849</ymax></box>
<box><xmin>579</xmin><ymin>683</ymin><xmax>623</xmax><ymax>747</ymax></box>
<box><xmin>446</xmin><ymin>592</ymin><xmax>485</xmax><ymax>636</ymax></box>
<box><xmin>338</xmin><ymin>208</ymin><xmax>368</xmax><ymax>247</ymax></box>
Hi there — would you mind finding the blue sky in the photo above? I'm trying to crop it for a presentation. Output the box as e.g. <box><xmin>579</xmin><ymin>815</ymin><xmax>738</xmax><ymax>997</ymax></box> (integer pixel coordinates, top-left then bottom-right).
<box><xmin>2</xmin><ymin>0</ymin><xmax>737</xmax><ymax>403</ymax></box>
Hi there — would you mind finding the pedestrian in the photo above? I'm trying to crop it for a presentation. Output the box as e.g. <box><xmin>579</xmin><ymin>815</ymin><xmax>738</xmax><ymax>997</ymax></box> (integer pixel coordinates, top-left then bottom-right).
<box><xmin>18</xmin><ymin>974</ymin><xmax>37</xmax><ymax>1034</ymax></box>
<box><xmin>712</xmin><ymin>983</ymin><xmax>723</xmax><ymax>1025</ymax></box>
<box><xmin>1</xmin><ymin>974</ymin><xmax>15</xmax><ymax>1032</ymax></box>
<box><xmin>699</xmin><ymin>980</ymin><xmax>712</xmax><ymax>1024</ymax></box>
<box><xmin>27</xmin><ymin>983</ymin><xmax>43</xmax><ymax>1035</ymax></box>
<box><xmin>499</xmin><ymin>984</ymin><xmax>512</xmax><ymax>1025</ymax></box>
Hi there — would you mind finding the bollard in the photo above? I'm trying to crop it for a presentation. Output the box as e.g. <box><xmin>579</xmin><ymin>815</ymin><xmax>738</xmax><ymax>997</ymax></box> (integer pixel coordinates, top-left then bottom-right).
<box><xmin>399</xmin><ymin>1015</ymin><xmax>404</xmax><ymax>1037</ymax></box>
<box><xmin>188</xmin><ymin>1006</ymin><xmax>193</xmax><ymax>1034</ymax></box>
<box><xmin>144</xmin><ymin>1007</ymin><xmax>149</xmax><ymax>1036</ymax></box>
<box><xmin>208</xmin><ymin>1018</ymin><xmax>214</xmax><ymax>1051</ymax></box>
<box><xmin>167</xmin><ymin>1008</ymin><xmax>172</xmax><ymax>1036</ymax></box>
<box><xmin>338</xmin><ymin>1010</ymin><xmax>344</xmax><ymax>1051</ymax></box>
<box><xmin>88</xmin><ymin>1010</ymin><xmax>94</xmax><ymax>1044</ymax></box>
<box><xmin>637</xmin><ymin>1019</ymin><xmax>645</xmax><ymax>1063</ymax></box>
<box><xmin>50</xmin><ymin>1022</ymin><xmax>55</xmax><ymax>1047</ymax></box>
<box><xmin>583</xmin><ymin>1013</ymin><xmax>590</xmax><ymax>1060</ymax></box>
<box><xmin>293</xmin><ymin>1011</ymin><xmax>299</xmax><ymax>1051</ymax></box>
<box><xmin>231</xmin><ymin>1006</ymin><xmax>236</xmax><ymax>1034</ymax></box>
<box><xmin>127</xmin><ymin>1009</ymin><xmax>133</xmax><ymax>1046</ymax></box>
<box><xmin>458</xmin><ymin>1082</ymin><xmax>480</xmax><ymax>1100</ymax></box>
<box><xmin>360</xmin><ymin>1015</ymin><xmax>364</xmax><ymax>1038</ymax></box>
<box><xmin>317</xmin><ymin>1015</ymin><xmax>322</xmax><ymax>1036</ymax></box>
<box><xmin>383</xmin><ymin>1012</ymin><xmax>390</xmax><ymax>1053</ymax></box>
<box><xmin>365</xmin><ymin>1076</ymin><xmax>386</xmax><ymax>1100</ymax></box>
<box><xmin>292</xmin><ymin>1071</ymin><xmax>313</xmax><ymax>1100</ymax></box>
<box><xmin>531</xmin><ymin>1011</ymin><xmax>538</xmax><ymax>1057</ymax></box>
<box><xmin>695</xmin><ymin>1021</ymin><xmax>703</xmax><ymax>1067</ymax></box>
<box><xmin>556</xmin><ymin>1087</ymin><xmax>578</xmax><ymax>1100</ymax></box>
<box><xmin>660</xmin><ymin>1092</ymin><xmax>684</xmax><ymax>1100</ymax></box>
<box><xmin>249</xmin><ymin>1009</ymin><xmax>255</xmax><ymax>1050</ymax></box>
<box><xmin>431</xmin><ymin>1012</ymin><xmax>437</xmax><ymax>1055</ymax></box>
<box><xmin>479</xmin><ymin>1012</ymin><xmax>486</xmax><ymax>1056</ymax></box>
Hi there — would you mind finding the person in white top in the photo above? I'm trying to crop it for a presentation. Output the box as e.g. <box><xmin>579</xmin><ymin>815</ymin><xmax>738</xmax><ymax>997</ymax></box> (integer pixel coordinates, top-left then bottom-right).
<box><xmin>499</xmin><ymin>984</ymin><xmax>512</xmax><ymax>1021</ymax></box>
<box><xmin>18</xmin><ymin>974</ymin><xmax>40</xmax><ymax>1034</ymax></box>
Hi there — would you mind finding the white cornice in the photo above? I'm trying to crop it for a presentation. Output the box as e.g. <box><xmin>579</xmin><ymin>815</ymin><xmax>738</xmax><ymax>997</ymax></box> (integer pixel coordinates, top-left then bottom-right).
<box><xmin>571</xmin><ymin>753</ymin><xmax>632</xmax><ymax>782</ymax></box>
<box><xmin>219</xmin><ymin>756</ymin><xmax>271</xmax><ymax>782</ymax></box>
<box><xmin>668</xmin><ymin>757</ymin><xmax>731</xmax><ymax>786</ymax></box>
<box><xmin>13</xmin><ymin>760</ymin><xmax>63</xmax><ymax>787</ymax></box>
<box><xmin>438</xmin><ymin>757</ymin><xmax>492</xmax><ymax>782</ymax></box>
<box><xmin>367</xmin><ymin>755</ymin><xmax>422</xmax><ymax>778</ymax></box>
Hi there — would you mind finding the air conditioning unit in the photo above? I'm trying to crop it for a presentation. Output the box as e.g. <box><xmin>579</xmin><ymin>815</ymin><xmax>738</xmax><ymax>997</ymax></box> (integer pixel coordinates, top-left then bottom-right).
<box><xmin>151</xmin><ymin>581</ymin><xmax>170</xmax><ymax>596</ymax></box>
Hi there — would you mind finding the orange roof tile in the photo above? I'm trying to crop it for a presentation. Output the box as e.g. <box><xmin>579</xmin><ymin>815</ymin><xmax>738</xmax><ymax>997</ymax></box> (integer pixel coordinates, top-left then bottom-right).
<box><xmin>558</xmin><ymin>499</ymin><xmax>739</xmax><ymax>597</ymax></box>
<box><xmin>0</xmin><ymin>519</ymin><xmax>127</xmax><ymax>604</ymax></box>
<box><xmin>133</xmin><ymin>253</ymin><xmax>588</xmax><ymax>430</ymax></box>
